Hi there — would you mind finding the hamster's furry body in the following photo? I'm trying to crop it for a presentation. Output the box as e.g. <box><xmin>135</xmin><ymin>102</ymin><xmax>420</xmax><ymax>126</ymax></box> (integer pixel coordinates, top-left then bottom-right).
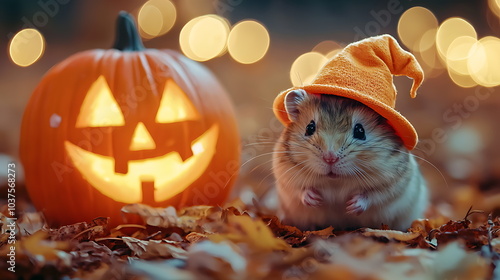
<box><xmin>273</xmin><ymin>90</ymin><xmax>427</xmax><ymax>231</ymax></box>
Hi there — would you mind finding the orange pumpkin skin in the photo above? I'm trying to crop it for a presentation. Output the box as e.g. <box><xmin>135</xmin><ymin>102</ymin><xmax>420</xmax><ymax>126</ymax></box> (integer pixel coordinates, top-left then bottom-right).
<box><xmin>20</xmin><ymin>12</ymin><xmax>240</xmax><ymax>227</ymax></box>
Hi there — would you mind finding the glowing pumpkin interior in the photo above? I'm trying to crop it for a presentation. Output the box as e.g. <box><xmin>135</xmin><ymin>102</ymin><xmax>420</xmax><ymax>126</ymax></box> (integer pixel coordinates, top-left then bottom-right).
<box><xmin>65</xmin><ymin>75</ymin><xmax>218</xmax><ymax>204</ymax></box>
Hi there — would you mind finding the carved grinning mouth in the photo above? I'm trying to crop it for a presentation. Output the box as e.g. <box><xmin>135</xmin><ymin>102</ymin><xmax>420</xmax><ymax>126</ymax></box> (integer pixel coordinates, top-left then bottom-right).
<box><xmin>64</xmin><ymin>124</ymin><xmax>219</xmax><ymax>204</ymax></box>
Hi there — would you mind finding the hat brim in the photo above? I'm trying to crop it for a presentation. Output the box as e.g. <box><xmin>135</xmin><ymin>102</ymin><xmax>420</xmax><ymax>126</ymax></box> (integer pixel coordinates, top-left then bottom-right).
<box><xmin>273</xmin><ymin>84</ymin><xmax>418</xmax><ymax>150</ymax></box>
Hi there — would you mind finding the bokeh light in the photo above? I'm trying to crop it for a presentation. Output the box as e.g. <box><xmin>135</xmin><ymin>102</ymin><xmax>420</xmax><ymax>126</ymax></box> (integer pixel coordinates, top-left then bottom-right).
<box><xmin>180</xmin><ymin>15</ymin><xmax>230</xmax><ymax>61</ymax></box>
<box><xmin>325</xmin><ymin>49</ymin><xmax>342</xmax><ymax>59</ymax></box>
<box><xmin>418</xmin><ymin>27</ymin><xmax>438</xmax><ymax>53</ymax></box>
<box><xmin>138</xmin><ymin>3</ymin><xmax>163</xmax><ymax>38</ymax></box>
<box><xmin>9</xmin><ymin>28</ymin><xmax>45</xmax><ymax>67</ymax></box>
<box><xmin>413</xmin><ymin>28</ymin><xmax>445</xmax><ymax>78</ymax></box>
<box><xmin>468</xmin><ymin>36</ymin><xmax>500</xmax><ymax>87</ymax></box>
<box><xmin>311</xmin><ymin>40</ymin><xmax>343</xmax><ymax>59</ymax></box>
<box><xmin>417</xmin><ymin>45</ymin><xmax>439</xmax><ymax>69</ymax></box>
<box><xmin>312</xmin><ymin>40</ymin><xmax>341</xmax><ymax>55</ymax></box>
<box><xmin>179</xmin><ymin>16</ymin><xmax>203</xmax><ymax>61</ymax></box>
<box><xmin>447</xmin><ymin>68</ymin><xmax>478</xmax><ymax>88</ymax></box>
<box><xmin>436</xmin><ymin>17</ymin><xmax>477</xmax><ymax>60</ymax></box>
<box><xmin>227</xmin><ymin>20</ymin><xmax>270</xmax><ymax>64</ymax></box>
<box><xmin>488</xmin><ymin>0</ymin><xmax>500</xmax><ymax>18</ymax></box>
<box><xmin>415</xmin><ymin>51</ymin><xmax>445</xmax><ymax>79</ymax></box>
<box><xmin>189</xmin><ymin>15</ymin><xmax>229</xmax><ymax>61</ymax></box>
<box><xmin>398</xmin><ymin>7</ymin><xmax>438</xmax><ymax>52</ymax></box>
<box><xmin>448</xmin><ymin>126</ymin><xmax>484</xmax><ymax>155</ymax></box>
<box><xmin>446</xmin><ymin>36</ymin><xmax>477</xmax><ymax>75</ymax></box>
<box><xmin>290</xmin><ymin>52</ymin><xmax>328</xmax><ymax>86</ymax></box>
<box><xmin>138</xmin><ymin>0</ymin><xmax>176</xmax><ymax>39</ymax></box>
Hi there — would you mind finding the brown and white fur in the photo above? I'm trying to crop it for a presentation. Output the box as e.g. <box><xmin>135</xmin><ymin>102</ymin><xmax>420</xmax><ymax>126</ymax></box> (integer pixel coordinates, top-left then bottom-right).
<box><xmin>272</xmin><ymin>89</ymin><xmax>427</xmax><ymax>231</ymax></box>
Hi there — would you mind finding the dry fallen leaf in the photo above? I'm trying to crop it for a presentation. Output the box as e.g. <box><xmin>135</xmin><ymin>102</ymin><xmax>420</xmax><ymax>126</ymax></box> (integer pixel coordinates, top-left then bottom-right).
<box><xmin>362</xmin><ymin>228</ymin><xmax>421</xmax><ymax>242</ymax></box>
<box><xmin>208</xmin><ymin>214</ymin><xmax>290</xmax><ymax>252</ymax></box>
<box><xmin>262</xmin><ymin>215</ymin><xmax>334</xmax><ymax>247</ymax></box>
<box><xmin>70</xmin><ymin>241</ymin><xmax>113</xmax><ymax>272</ymax></box>
<box><xmin>121</xmin><ymin>204</ymin><xmax>215</xmax><ymax>232</ymax></box>
<box><xmin>49</xmin><ymin>217</ymin><xmax>109</xmax><ymax>242</ymax></box>
<box><xmin>187</xmin><ymin>240</ymin><xmax>247</xmax><ymax>279</ymax></box>
<box><xmin>122</xmin><ymin>236</ymin><xmax>187</xmax><ymax>260</ymax></box>
<box><xmin>18</xmin><ymin>231</ymin><xmax>71</xmax><ymax>262</ymax></box>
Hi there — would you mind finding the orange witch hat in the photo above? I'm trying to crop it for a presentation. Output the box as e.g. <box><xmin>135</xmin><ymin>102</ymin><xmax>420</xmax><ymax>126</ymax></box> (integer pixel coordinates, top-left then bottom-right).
<box><xmin>273</xmin><ymin>34</ymin><xmax>424</xmax><ymax>150</ymax></box>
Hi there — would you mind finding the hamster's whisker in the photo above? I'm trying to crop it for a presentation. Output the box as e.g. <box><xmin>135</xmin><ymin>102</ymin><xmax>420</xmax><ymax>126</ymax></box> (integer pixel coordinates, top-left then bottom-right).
<box><xmin>240</xmin><ymin>153</ymin><xmax>273</xmax><ymax>170</ymax></box>
<box><xmin>244</xmin><ymin>141</ymin><xmax>276</xmax><ymax>147</ymax></box>
<box><xmin>338</xmin><ymin>166</ymin><xmax>351</xmax><ymax>179</ymax></box>
<box><xmin>301</xmin><ymin>167</ymin><xmax>318</xmax><ymax>196</ymax></box>
<box><xmin>244</xmin><ymin>142</ymin><xmax>277</xmax><ymax>147</ymax></box>
<box><xmin>294</xmin><ymin>71</ymin><xmax>304</xmax><ymax>86</ymax></box>
<box><xmin>411</xmin><ymin>145</ymin><xmax>430</xmax><ymax>155</ymax></box>
<box><xmin>249</xmin><ymin>137</ymin><xmax>312</xmax><ymax>150</ymax></box>
<box><xmin>350</xmin><ymin>165</ymin><xmax>372</xmax><ymax>188</ymax></box>
<box><xmin>288</xmin><ymin>162</ymin><xmax>309</xmax><ymax>186</ymax></box>
<box><xmin>258</xmin><ymin>168</ymin><xmax>280</xmax><ymax>190</ymax></box>
<box><xmin>241</xmin><ymin>151</ymin><xmax>306</xmax><ymax>170</ymax></box>
<box><xmin>337</xmin><ymin>162</ymin><xmax>355</xmax><ymax>179</ymax></box>
<box><xmin>349</xmin><ymin>168</ymin><xmax>363</xmax><ymax>184</ymax></box>
<box><xmin>284</xmin><ymin>141</ymin><xmax>316</xmax><ymax>150</ymax></box>
<box><xmin>355</xmin><ymin>160</ymin><xmax>378</xmax><ymax>173</ymax></box>
<box><xmin>255</xmin><ymin>152</ymin><xmax>306</xmax><ymax>178</ymax></box>
<box><xmin>242</xmin><ymin>152</ymin><xmax>308</xmax><ymax>187</ymax></box>
<box><xmin>346</xmin><ymin>137</ymin><xmax>376</xmax><ymax>152</ymax></box>
<box><xmin>247</xmin><ymin>158</ymin><xmax>281</xmax><ymax>193</ymax></box>
<box><xmin>349</xmin><ymin>166</ymin><xmax>363</xmax><ymax>182</ymax></box>
<box><xmin>275</xmin><ymin>160</ymin><xmax>308</xmax><ymax>187</ymax></box>
<box><xmin>287</xmin><ymin>168</ymin><xmax>308</xmax><ymax>197</ymax></box>
<box><xmin>303</xmin><ymin>167</ymin><xmax>317</xmax><ymax>191</ymax></box>
<box><xmin>253</xmin><ymin>136</ymin><xmax>279</xmax><ymax>141</ymax></box>
<box><xmin>350</xmin><ymin>162</ymin><xmax>378</xmax><ymax>189</ymax></box>
<box><xmin>273</xmin><ymin>108</ymin><xmax>288</xmax><ymax>114</ymax></box>
<box><xmin>342</xmin><ymin>136</ymin><xmax>355</xmax><ymax>149</ymax></box>
<box><xmin>361</xmin><ymin>168</ymin><xmax>379</xmax><ymax>189</ymax></box>
<box><xmin>288</xmin><ymin>162</ymin><xmax>313</xmax><ymax>191</ymax></box>
<box><xmin>354</xmin><ymin>161</ymin><xmax>384</xmax><ymax>187</ymax></box>
<box><xmin>377</xmin><ymin>147</ymin><xmax>449</xmax><ymax>189</ymax></box>
<box><xmin>247</xmin><ymin>158</ymin><xmax>276</xmax><ymax>174</ymax></box>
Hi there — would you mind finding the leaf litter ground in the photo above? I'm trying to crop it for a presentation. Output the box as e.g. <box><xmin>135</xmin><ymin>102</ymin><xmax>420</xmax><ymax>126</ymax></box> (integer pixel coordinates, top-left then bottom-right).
<box><xmin>0</xmin><ymin>202</ymin><xmax>498</xmax><ymax>279</ymax></box>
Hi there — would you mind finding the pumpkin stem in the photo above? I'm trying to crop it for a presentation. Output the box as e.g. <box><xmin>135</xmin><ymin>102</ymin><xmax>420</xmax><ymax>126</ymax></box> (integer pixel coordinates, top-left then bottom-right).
<box><xmin>112</xmin><ymin>11</ymin><xmax>145</xmax><ymax>51</ymax></box>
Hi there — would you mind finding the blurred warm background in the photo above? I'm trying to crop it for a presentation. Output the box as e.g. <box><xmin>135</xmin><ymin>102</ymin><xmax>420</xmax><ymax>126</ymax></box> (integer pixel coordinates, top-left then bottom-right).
<box><xmin>1</xmin><ymin>0</ymin><xmax>500</xmax><ymax>220</ymax></box>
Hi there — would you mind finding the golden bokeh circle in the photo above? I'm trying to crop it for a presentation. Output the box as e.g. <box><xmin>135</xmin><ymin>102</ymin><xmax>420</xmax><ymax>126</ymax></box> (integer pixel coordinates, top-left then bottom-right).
<box><xmin>9</xmin><ymin>28</ymin><xmax>45</xmax><ymax>67</ymax></box>
<box><xmin>436</xmin><ymin>17</ymin><xmax>477</xmax><ymax>60</ymax></box>
<box><xmin>290</xmin><ymin>52</ymin><xmax>328</xmax><ymax>86</ymax></box>
<box><xmin>398</xmin><ymin>7</ymin><xmax>438</xmax><ymax>52</ymax></box>
<box><xmin>138</xmin><ymin>0</ymin><xmax>176</xmax><ymax>39</ymax></box>
<box><xmin>227</xmin><ymin>20</ymin><xmax>270</xmax><ymax>64</ymax></box>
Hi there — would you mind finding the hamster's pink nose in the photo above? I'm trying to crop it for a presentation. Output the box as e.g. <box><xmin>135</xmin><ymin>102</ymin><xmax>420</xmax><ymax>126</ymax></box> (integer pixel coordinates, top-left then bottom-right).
<box><xmin>322</xmin><ymin>151</ymin><xmax>338</xmax><ymax>165</ymax></box>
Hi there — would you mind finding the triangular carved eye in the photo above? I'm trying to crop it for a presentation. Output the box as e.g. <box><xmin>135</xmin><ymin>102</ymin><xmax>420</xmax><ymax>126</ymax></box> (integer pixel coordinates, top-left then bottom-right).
<box><xmin>155</xmin><ymin>79</ymin><xmax>199</xmax><ymax>123</ymax></box>
<box><xmin>76</xmin><ymin>76</ymin><xmax>125</xmax><ymax>128</ymax></box>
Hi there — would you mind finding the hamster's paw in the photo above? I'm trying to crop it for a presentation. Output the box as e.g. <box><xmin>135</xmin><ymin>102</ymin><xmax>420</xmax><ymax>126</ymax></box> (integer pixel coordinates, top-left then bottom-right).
<box><xmin>346</xmin><ymin>194</ymin><xmax>368</xmax><ymax>216</ymax></box>
<box><xmin>302</xmin><ymin>188</ymin><xmax>323</xmax><ymax>207</ymax></box>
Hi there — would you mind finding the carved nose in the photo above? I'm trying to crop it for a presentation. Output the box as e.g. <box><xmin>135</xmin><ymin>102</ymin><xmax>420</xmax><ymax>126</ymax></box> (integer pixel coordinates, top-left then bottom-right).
<box><xmin>129</xmin><ymin>122</ymin><xmax>156</xmax><ymax>151</ymax></box>
<box><xmin>322</xmin><ymin>151</ymin><xmax>338</xmax><ymax>165</ymax></box>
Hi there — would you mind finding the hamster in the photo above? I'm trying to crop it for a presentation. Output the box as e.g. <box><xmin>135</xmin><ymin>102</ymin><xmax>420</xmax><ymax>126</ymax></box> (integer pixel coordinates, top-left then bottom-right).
<box><xmin>272</xmin><ymin>89</ymin><xmax>428</xmax><ymax>231</ymax></box>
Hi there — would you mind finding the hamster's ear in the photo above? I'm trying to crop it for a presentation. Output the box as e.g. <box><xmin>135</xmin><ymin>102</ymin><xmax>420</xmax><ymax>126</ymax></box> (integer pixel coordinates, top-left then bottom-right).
<box><xmin>284</xmin><ymin>89</ymin><xmax>308</xmax><ymax>122</ymax></box>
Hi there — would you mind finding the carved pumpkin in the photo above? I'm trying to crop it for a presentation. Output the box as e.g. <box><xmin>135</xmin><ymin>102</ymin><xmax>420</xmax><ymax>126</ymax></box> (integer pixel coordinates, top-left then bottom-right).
<box><xmin>20</xmin><ymin>12</ymin><xmax>240</xmax><ymax>226</ymax></box>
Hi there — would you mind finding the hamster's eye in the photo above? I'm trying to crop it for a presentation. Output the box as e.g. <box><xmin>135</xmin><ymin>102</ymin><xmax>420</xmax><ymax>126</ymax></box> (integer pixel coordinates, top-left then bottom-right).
<box><xmin>305</xmin><ymin>120</ymin><xmax>316</xmax><ymax>136</ymax></box>
<box><xmin>353</xmin><ymin>123</ymin><xmax>366</xmax><ymax>140</ymax></box>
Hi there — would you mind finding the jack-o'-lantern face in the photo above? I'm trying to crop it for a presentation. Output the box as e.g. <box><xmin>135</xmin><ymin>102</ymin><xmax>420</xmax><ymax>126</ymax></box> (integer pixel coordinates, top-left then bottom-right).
<box><xmin>20</xmin><ymin>12</ymin><xmax>240</xmax><ymax>227</ymax></box>
<box><xmin>64</xmin><ymin>76</ymin><xmax>219</xmax><ymax>204</ymax></box>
